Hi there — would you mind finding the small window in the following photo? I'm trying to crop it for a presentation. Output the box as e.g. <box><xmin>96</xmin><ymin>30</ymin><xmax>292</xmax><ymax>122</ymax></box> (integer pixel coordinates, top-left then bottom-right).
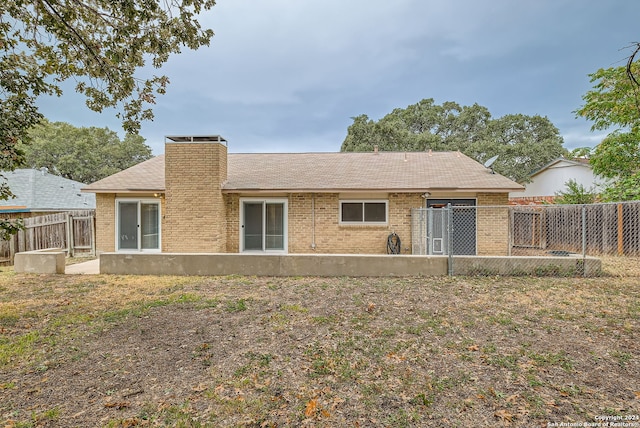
<box><xmin>340</xmin><ymin>200</ymin><xmax>388</xmax><ymax>224</ymax></box>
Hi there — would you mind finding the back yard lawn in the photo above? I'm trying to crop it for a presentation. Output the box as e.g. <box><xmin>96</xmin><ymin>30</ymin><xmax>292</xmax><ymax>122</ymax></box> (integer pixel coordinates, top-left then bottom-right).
<box><xmin>0</xmin><ymin>257</ymin><xmax>639</xmax><ymax>427</ymax></box>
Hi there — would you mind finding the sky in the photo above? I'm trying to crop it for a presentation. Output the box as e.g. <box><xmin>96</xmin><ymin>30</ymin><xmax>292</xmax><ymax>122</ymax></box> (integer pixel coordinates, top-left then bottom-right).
<box><xmin>38</xmin><ymin>0</ymin><xmax>640</xmax><ymax>155</ymax></box>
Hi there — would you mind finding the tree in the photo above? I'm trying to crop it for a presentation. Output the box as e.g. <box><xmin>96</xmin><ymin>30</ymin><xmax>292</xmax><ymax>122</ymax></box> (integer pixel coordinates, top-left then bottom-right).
<box><xmin>469</xmin><ymin>114</ymin><xmax>568</xmax><ymax>183</ymax></box>
<box><xmin>22</xmin><ymin>120</ymin><xmax>153</xmax><ymax>184</ymax></box>
<box><xmin>0</xmin><ymin>0</ymin><xmax>215</xmax><ymax>233</ymax></box>
<box><xmin>576</xmin><ymin>60</ymin><xmax>640</xmax><ymax>201</ymax></box>
<box><xmin>341</xmin><ymin>98</ymin><xmax>567</xmax><ymax>183</ymax></box>
<box><xmin>554</xmin><ymin>179</ymin><xmax>597</xmax><ymax>205</ymax></box>
<box><xmin>568</xmin><ymin>147</ymin><xmax>593</xmax><ymax>159</ymax></box>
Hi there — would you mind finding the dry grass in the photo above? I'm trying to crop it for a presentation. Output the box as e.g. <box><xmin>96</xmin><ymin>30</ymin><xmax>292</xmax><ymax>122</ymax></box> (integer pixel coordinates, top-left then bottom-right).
<box><xmin>0</xmin><ymin>257</ymin><xmax>639</xmax><ymax>427</ymax></box>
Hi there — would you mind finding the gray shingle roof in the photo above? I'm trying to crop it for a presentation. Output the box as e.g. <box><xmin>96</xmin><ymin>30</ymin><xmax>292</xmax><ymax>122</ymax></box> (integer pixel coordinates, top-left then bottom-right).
<box><xmin>83</xmin><ymin>151</ymin><xmax>524</xmax><ymax>193</ymax></box>
<box><xmin>0</xmin><ymin>169</ymin><xmax>96</xmax><ymax>212</ymax></box>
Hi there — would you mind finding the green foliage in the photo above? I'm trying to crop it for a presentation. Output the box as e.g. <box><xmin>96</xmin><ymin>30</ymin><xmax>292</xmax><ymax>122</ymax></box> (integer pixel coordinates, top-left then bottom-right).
<box><xmin>1</xmin><ymin>0</ymin><xmax>215</xmax><ymax>136</ymax></box>
<box><xmin>21</xmin><ymin>120</ymin><xmax>153</xmax><ymax>184</ymax></box>
<box><xmin>554</xmin><ymin>179</ymin><xmax>597</xmax><ymax>205</ymax></box>
<box><xmin>0</xmin><ymin>0</ymin><xmax>215</xmax><ymax>235</ymax></box>
<box><xmin>568</xmin><ymin>147</ymin><xmax>593</xmax><ymax>159</ymax></box>
<box><xmin>340</xmin><ymin>98</ymin><xmax>567</xmax><ymax>183</ymax></box>
<box><xmin>589</xmin><ymin>130</ymin><xmax>640</xmax><ymax>179</ymax></box>
<box><xmin>599</xmin><ymin>173</ymin><xmax>640</xmax><ymax>202</ymax></box>
<box><xmin>576</xmin><ymin>62</ymin><xmax>640</xmax><ymax>132</ymax></box>
<box><xmin>576</xmin><ymin>61</ymin><xmax>640</xmax><ymax>201</ymax></box>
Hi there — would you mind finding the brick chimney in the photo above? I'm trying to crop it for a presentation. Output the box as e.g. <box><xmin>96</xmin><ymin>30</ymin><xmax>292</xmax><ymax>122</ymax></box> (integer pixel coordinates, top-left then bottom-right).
<box><xmin>163</xmin><ymin>136</ymin><xmax>228</xmax><ymax>252</ymax></box>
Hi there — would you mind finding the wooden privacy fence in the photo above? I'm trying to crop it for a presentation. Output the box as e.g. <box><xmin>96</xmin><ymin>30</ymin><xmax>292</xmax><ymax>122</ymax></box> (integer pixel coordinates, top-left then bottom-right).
<box><xmin>511</xmin><ymin>201</ymin><xmax>640</xmax><ymax>256</ymax></box>
<box><xmin>0</xmin><ymin>210</ymin><xmax>95</xmax><ymax>265</ymax></box>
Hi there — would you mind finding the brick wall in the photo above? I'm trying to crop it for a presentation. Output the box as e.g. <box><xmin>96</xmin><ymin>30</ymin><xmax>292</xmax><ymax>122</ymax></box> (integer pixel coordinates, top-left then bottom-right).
<box><xmin>224</xmin><ymin>194</ymin><xmax>239</xmax><ymax>252</ymax></box>
<box><xmin>95</xmin><ymin>193</ymin><xmax>115</xmax><ymax>253</ymax></box>
<box><xmin>303</xmin><ymin>193</ymin><xmax>419</xmax><ymax>254</ymax></box>
<box><xmin>476</xmin><ymin>192</ymin><xmax>510</xmax><ymax>255</ymax></box>
<box><xmin>164</xmin><ymin>142</ymin><xmax>227</xmax><ymax>252</ymax></box>
<box><xmin>226</xmin><ymin>193</ymin><xmax>421</xmax><ymax>254</ymax></box>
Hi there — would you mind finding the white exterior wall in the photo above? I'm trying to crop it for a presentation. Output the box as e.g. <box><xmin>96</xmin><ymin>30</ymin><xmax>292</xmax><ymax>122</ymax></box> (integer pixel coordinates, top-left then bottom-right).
<box><xmin>513</xmin><ymin>160</ymin><xmax>604</xmax><ymax>198</ymax></box>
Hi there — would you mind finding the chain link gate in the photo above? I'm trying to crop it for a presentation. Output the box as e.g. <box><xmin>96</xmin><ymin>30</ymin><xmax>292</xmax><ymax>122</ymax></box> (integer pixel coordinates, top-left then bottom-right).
<box><xmin>411</xmin><ymin>201</ymin><xmax>640</xmax><ymax>277</ymax></box>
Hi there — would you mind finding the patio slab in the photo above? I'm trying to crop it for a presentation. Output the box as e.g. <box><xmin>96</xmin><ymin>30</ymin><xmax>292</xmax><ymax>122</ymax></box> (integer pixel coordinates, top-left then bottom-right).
<box><xmin>65</xmin><ymin>259</ymin><xmax>100</xmax><ymax>275</ymax></box>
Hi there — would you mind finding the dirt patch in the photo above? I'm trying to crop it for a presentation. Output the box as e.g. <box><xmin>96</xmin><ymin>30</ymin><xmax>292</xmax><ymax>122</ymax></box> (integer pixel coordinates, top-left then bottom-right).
<box><xmin>0</xmin><ymin>264</ymin><xmax>639</xmax><ymax>427</ymax></box>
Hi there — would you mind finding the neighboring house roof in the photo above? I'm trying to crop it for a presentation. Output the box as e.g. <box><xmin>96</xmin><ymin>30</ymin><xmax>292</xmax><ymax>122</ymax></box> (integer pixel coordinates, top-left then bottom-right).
<box><xmin>528</xmin><ymin>158</ymin><xmax>591</xmax><ymax>179</ymax></box>
<box><xmin>511</xmin><ymin>157</ymin><xmax>603</xmax><ymax>199</ymax></box>
<box><xmin>83</xmin><ymin>151</ymin><xmax>524</xmax><ymax>194</ymax></box>
<box><xmin>0</xmin><ymin>169</ymin><xmax>96</xmax><ymax>212</ymax></box>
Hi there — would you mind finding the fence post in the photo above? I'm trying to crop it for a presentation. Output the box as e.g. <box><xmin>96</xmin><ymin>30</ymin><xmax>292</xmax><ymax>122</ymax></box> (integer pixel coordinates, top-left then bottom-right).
<box><xmin>447</xmin><ymin>203</ymin><xmax>453</xmax><ymax>276</ymax></box>
<box><xmin>9</xmin><ymin>233</ymin><xmax>16</xmax><ymax>265</ymax></box>
<box><xmin>68</xmin><ymin>214</ymin><xmax>75</xmax><ymax>258</ymax></box>
<box><xmin>91</xmin><ymin>212</ymin><xmax>96</xmax><ymax>257</ymax></box>
<box><xmin>617</xmin><ymin>203</ymin><xmax>624</xmax><ymax>256</ymax></box>
<box><xmin>582</xmin><ymin>205</ymin><xmax>587</xmax><ymax>277</ymax></box>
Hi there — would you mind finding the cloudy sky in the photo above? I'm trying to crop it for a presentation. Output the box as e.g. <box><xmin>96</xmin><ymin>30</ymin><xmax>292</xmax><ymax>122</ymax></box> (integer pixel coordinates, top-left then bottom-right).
<box><xmin>39</xmin><ymin>0</ymin><xmax>640</xmax><ymax>155</ymax></box>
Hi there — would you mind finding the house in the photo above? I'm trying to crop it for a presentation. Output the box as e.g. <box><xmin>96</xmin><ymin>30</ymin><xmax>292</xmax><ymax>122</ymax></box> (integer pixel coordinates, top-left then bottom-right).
<box><xmin>82</xmin><ymin>136</ymin><xmax>524</xmax><ymax>256</ymax></box>
<box><xmin>510</xmin><ymin>158</ymin><xmax>605</xmax><ymax>204</ymax></box>
<box><xmin>0</xmin><ymin>168</ymin><xmax>96</xmax><ymax>218</ymax></box>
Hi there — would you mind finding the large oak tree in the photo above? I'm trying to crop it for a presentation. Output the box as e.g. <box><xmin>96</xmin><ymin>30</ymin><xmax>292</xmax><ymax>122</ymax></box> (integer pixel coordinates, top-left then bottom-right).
<box><xmin>341</xmin><ymin>99</ymin><xmax>567</xmax><ymax>183</ymax></box>
<box><xmin>22</xmin><ymin>119</ymin><xmax>153</xmax><ymax>184</ymax></box>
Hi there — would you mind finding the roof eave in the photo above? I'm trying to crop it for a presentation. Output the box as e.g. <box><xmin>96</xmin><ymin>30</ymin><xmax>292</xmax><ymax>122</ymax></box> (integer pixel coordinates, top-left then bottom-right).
<box><xmin>82</xmin><ymin>188</ymin><xmax>166</xmax><ymax>194</ymax></box>
<box><xmin>222</xmin><ymin>187</ymin><xmax>523</xmax><ymax>194</ymax></box>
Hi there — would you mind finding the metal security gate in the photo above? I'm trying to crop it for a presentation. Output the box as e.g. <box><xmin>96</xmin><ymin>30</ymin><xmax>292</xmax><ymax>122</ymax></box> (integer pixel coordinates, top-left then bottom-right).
<box><xmin>411</xmin><ymin>208</ymin><xmax>448</xmax><ymax>255</ymax></box>
<box><xmin>411</xmin><ymin>200</ymin><xmax>477</xmax><ymax>256</ymax></box>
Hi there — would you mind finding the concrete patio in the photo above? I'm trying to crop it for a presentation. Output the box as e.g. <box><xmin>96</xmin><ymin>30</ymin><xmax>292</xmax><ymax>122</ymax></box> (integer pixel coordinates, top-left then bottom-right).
<box><xmin>65</xmin><ymin>258</ymin><xmax>100</xmax><ymax>274</ymax></box>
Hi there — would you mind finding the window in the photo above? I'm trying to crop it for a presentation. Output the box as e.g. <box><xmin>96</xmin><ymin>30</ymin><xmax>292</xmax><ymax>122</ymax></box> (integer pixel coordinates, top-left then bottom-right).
<box><xmin>340</xmin><ymin>200</ymin><xmax>388</xmax><ymax>224</ymax></box>
<box><xmin>116</xmin><ymin>199</ymin><xmax>161</xmax><ymax>252</ymax></box>
<box><xmin>240</xmin><ymin>198</ymin><xmax>288</xmax><ymax>252</ymax></box>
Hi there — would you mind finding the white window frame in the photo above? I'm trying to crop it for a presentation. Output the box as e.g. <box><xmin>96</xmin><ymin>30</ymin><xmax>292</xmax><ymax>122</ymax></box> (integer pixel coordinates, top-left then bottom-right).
<box><xmin>239</xmin><ymin>198</ymin><xmax>288</xmax><ymax>253</ymax></box>
<box><xmin>339</xmin><ymin>199</ymin><xmax>389</xmax><ymax>225</ymax></box>
<box><xmin>115</xmin><ymin>198</ymin><xmax>162</xmax><ymax>253</ymax></box>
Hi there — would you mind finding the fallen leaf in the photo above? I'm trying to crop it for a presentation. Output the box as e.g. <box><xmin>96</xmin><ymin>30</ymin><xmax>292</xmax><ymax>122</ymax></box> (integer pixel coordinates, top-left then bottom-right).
<box><xmin>634</xmin><ymin>391</ymin><xmax>640</xmax><ymax>399</ymax></box>
<box><xmin>120</xmin><ymin>418</ymin><xmax>140</xmax><ymax>428</ymax></box>
<box><xmin>494</xmin><ymin>409</ymin><xmax>514</xmax><ymax>423</ymax></box>
<box><xmin>304</xmin><ymin>399</ymin><xmax>318</xmax><ymax>417</ymax></box>
<box><xmin>104</xmin><ymin>401</ymin><xmax>130</xmax><ymax>409</ymax></box>
<box><xmin>467</xmin><ymin>344</ymin><xmax>479</xmax><ymax>351</ymax></box>
<box><xmin>192</xmin><ymin>383</ymin><xmax>208</xmax><ymax>392</ymax></box>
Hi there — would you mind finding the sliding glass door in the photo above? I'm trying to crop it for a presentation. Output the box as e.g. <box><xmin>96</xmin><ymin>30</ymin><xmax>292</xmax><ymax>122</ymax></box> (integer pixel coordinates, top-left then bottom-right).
<box><xmin>117</xmin><ymin>199</ymin><xmax>161</xmax><ymax>251</ymax></box>
<box><xmin>241</xmin><ymin>199</ymin><xmax>287</xmax><ymax>252</ymax></box>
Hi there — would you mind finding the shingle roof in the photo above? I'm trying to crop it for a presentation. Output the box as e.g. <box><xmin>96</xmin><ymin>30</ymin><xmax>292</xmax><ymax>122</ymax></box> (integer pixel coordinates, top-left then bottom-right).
<box><xmin>83</xmin><ymin>151</ymin><xmax>524</xmax><ymax>193</ymax></box>
<box><xmin>82</xmin><ymin>155</ymin><xmax>165</xmax><ymax>192</ymax></box>
<box><xmin>0</xmin><ymin>169</ymin><xmax>96</xmax><ymax>212</ymax></box>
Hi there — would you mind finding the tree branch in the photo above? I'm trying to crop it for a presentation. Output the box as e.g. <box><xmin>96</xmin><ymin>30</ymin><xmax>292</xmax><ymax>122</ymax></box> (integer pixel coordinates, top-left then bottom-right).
<box><xmin>625</xmin><ymin>42</ymin><xmax>640</xmax><ymax>120</ymax></box>
<box><xmin>626</xmin><ymin>42</ymin><xmax>640</xmax><ymax>87</ymax></box>
<box><xmin>38</xmin><ymin>0</ymin><xmax>113</xmax><ymax>80</ymax></box>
